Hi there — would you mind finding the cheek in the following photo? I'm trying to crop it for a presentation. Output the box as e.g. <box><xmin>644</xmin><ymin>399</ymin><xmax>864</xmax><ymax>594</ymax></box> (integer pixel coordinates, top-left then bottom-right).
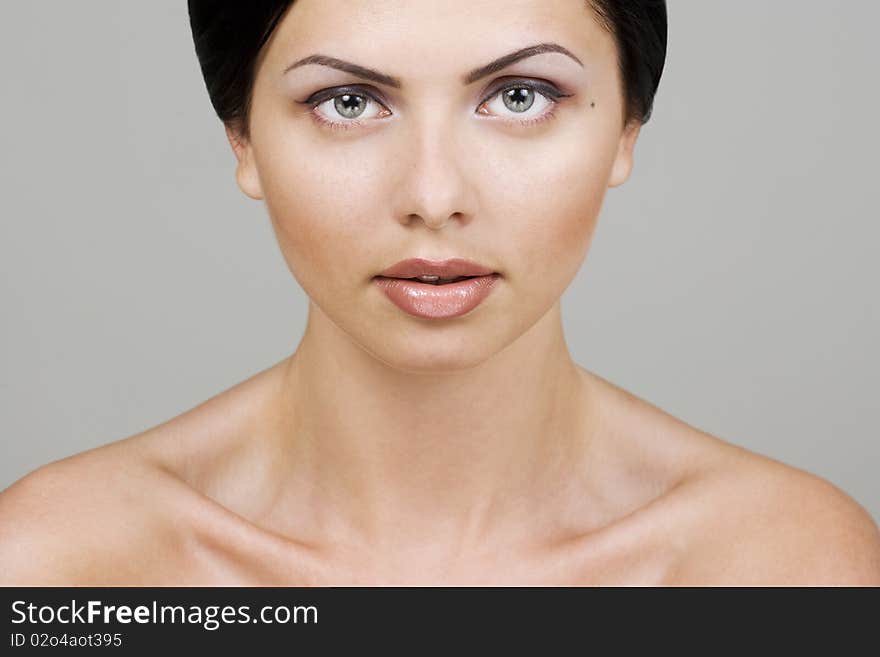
<box><xmin>255</xmin><ymin>140</ymin><xmax>385</xmax><ymax>289</ymax></box>
<box><xmin>490</xmin><ymin>132</ymin><xmax>614</xmax><ymax>284</ymax></box>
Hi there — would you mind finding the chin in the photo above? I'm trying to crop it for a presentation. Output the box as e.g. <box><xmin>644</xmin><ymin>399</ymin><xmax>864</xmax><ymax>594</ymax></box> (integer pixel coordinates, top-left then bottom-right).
<box><xmin>363</xmin><ymin>330</ymin><xmax>509</xmax><ymax>374</ymax></box>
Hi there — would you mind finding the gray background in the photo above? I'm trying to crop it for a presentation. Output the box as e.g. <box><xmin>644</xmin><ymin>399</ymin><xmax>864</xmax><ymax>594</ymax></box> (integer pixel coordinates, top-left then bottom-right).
<box><xmin>1</xmin><ymin>2</ymin><xmax>877</xmax><ymax>523</ymax></box>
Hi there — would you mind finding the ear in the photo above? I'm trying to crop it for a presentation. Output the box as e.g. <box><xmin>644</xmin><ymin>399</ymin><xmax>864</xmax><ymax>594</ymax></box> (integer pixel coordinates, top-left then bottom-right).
<box><xmin>607</xmin><ymin>120</ymin><xmax>642</xmax><ymax>189</ymax></box>
<box><xmin>225</xmin><ymin>123</ymin><xmax>264</xmax><ymax>200</ymax></box>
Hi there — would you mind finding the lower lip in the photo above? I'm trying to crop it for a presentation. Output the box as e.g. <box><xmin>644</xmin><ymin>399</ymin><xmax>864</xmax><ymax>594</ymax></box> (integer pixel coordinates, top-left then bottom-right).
<box><xmin>373</xmin><ymin>274</ymin><xmax>501</xmax><ymax>319</ymax></box>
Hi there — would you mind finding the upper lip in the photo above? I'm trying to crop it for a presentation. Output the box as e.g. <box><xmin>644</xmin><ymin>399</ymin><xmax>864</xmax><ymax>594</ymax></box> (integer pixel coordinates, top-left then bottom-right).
<box><xmin>376</xmin><ymin>257</ymin><xmax>498</xmax><ymax>279</ymax></box>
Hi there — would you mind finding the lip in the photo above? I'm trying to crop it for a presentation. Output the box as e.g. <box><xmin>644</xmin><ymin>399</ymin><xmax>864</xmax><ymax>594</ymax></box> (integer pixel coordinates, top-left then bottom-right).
<box><xmin>375</xmin><ymin>257</ymin><xmax>498</xmax><ymax>280</ymax></box>
<box><xmin>373</xmin><ymin>274</ymin><xmax>501</xmax><ymax>319</ymax></box>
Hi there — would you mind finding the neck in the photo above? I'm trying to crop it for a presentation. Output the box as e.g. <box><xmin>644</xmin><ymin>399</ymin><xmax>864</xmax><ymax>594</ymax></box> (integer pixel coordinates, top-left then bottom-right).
<box><xmin>265</xmin><ymin>299</ymin><xmax>600</xmax><ymax>553</ymax></box>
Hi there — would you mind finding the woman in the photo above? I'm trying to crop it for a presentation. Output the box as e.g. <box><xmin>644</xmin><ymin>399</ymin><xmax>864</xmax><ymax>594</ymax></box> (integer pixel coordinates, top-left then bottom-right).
<box><xmin>2</xmin><ymin>0</ymin><xmax>878</xmax><ymax>585</ymax></box>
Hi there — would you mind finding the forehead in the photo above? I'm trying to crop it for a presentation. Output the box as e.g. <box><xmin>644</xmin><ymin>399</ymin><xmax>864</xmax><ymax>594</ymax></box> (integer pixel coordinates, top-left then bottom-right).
<box><xmin>261</xmin><ymin>0</ymin><xmax>616</xmax><ymax>83</ymax></box>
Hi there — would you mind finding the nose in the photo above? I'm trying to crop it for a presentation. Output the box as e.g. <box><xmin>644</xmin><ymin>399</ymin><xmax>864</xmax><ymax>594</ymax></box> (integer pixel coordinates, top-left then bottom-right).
<box><xmin>412</xmin><ymin>212</ymin><xmax>453</xmax><ymax>231</ymax></box>
<box><xmin>392</xmin><ymin>115</ymin><xmax>475</xmax><ymax>231</ymax></box>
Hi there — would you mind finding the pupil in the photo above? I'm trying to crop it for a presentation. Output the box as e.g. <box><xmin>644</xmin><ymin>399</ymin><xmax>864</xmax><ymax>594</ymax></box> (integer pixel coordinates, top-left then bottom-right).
<box><xmin>335</xmin><ymin>94</ymin><xmax>366</xmax><ymax>119</ymax></box>
<box><xmin>503</xmin><ymin>88</ymin><xmax>534</xmax><ymax>113</ymax></box>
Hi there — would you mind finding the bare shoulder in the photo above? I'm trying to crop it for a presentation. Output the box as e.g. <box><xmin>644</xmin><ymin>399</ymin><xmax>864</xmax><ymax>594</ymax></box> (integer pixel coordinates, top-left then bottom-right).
<box><xmin>0</xmin><ymin>438</ymin><xmax>251</xmax><ymax>586</ymax></box>
<box><xmin>0</xmin><ymin>437</ymin><xmax>185</xmax><ymax>585</ymax></box>
<box><xmin>582</xmin><ymin>369</ymin><xmax>880</xmax><ymax>585</ymax></box>
<box><xmin>670</xmin><ymin>449</ymin><xmax>880</xmax><ymax>585</ymax></box>
<box><xmin>0</xmin><ymin>362</ymin><xmax>283</xmax><ymax>586</ymax></box>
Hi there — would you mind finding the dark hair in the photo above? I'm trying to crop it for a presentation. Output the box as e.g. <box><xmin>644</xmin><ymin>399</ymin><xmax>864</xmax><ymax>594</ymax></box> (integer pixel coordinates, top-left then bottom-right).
<box><xmin>589</xmin><ymin>0</ymin><xmax>667</xmax><ymax>126</ymax></box>
<box><xmin>188</xmin><ymin>1</ymin><xmax>667</xmax><ymax>141</ymax></box>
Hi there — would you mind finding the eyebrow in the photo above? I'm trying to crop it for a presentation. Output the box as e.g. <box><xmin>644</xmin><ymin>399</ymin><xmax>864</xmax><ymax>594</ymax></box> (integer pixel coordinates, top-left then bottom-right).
<box><xmin>282</xmin><ymin>42</ymin><xmax>583</xmax><ymax>88</ymax></box>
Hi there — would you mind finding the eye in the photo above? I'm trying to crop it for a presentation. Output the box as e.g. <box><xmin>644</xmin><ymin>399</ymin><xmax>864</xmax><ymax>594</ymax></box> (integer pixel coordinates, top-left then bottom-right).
<box><xmin>305</xmin><ymin>87</ymin><xmax>392</xmax><ymax>132</ymax></box>
<box><xmin>477</xmin><ymin>80</ymin><xmax>572</xmax><ymax>128</ymax></box>
<box><xmin>298</xmin><ymin>79</ymin><xmax>572</xmax><ymax>132</ymax></box>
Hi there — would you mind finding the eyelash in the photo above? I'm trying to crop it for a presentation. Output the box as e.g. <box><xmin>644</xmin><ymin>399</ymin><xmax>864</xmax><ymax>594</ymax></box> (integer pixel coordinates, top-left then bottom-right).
<box><xmin>298</xmin><ymin>80</ymin><xmax>572</xmax><ymax>133</ymax></box>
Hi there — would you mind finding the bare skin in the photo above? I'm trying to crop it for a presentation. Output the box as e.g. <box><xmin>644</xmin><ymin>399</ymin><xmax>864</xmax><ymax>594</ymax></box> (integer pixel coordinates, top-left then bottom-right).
<box><xmin>2</xmin><ymin>0</ymin><xmax>879</xmax><ymax>585</ymax></box>
<box><xmin>1</xmin><ymin>359</ymin><xmax>878</xmax><ymax>585</ymax></box>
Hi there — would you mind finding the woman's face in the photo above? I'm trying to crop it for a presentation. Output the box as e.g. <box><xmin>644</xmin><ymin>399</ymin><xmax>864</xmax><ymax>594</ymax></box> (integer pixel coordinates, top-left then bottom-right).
<box><xmin>230</xmin><ymin>0</ymin><xmax>640</xmax><ymax>371</ymax></box>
